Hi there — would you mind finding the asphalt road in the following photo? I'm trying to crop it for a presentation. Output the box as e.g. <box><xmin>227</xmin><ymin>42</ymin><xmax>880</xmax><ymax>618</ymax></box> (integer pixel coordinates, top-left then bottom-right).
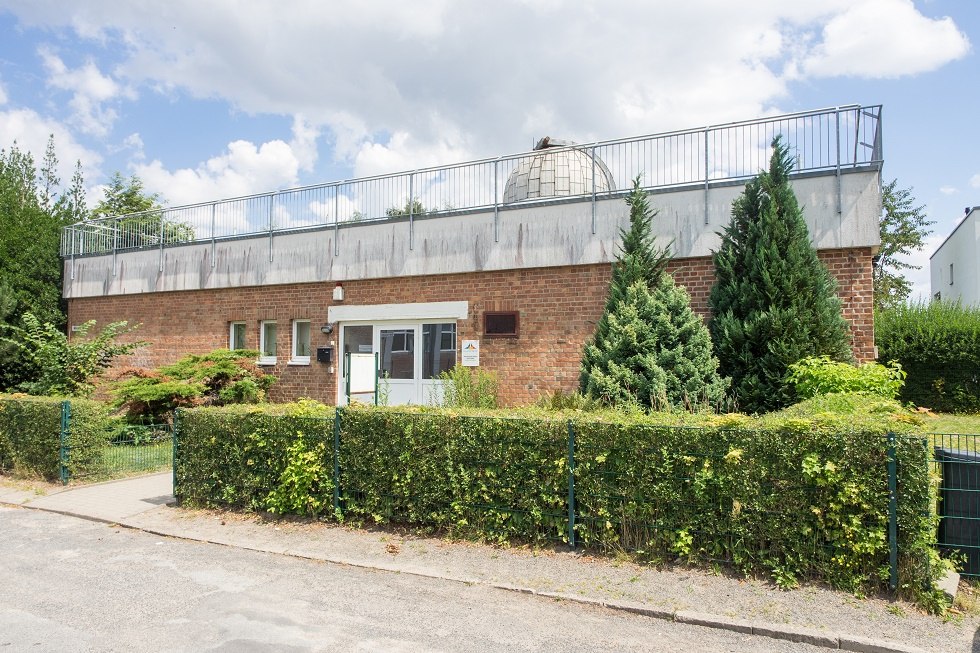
<box><xmin>0</xmin><ymin>506</ymin><xmax>822</xmax><ymax>652</ymax></box>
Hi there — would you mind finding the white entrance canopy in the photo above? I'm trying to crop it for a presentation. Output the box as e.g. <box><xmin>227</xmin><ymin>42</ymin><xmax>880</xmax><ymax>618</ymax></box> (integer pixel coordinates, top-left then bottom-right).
<box><xmin>328</xmin><ymin>301</ymin><xmax>469</xmax><ymax>323</ymax></box>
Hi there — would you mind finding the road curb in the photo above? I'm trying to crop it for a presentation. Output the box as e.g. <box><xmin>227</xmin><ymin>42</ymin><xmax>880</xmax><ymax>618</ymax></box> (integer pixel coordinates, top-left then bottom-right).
<box><xmin>0</xmin><ymin>499</ymin><xmax>931</xmax><ymax>653</ymax></box>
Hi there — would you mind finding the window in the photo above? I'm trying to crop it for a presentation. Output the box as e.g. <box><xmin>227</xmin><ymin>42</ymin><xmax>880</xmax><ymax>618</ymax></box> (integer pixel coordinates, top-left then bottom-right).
<box><xmin>950</xmin><ymin>263</ymin><xmax>955</xmax><ymax>286</ymax></box>
<box><xmin>423</xmin><ymin>323</ymin><xmax>456</xmax><ymax>378</ymax></box>
<box><xmin>291</xmin><ymin>320</ymin><xmax>311</xmax><ymax>364</ymax></box>
<box><xmin>380</xmin><ymin>328</ymin><xmax>415</xmax><ymax>379</ymax></box>
<box><xmin>229</xmin><ymin>322</ymin><xmax>246</xmax><ymax>350</ymax></box>
<box><xmin>484</xmin><ymin>311</ymin><xmax>519</xmax><ymax>338</ymax></box>
<box><xmin>259</xmin><ymin>321</ymin><xmax>277</xmax><ymax>365</ymax></box>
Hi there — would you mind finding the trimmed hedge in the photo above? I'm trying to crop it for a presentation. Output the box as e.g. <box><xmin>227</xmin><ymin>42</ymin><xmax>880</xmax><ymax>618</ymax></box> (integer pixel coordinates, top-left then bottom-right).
<box><xmin>0</xmin><ymin>394</ymin><xmax>113</xmax><ymax>481</ymax></box>
<box><xmin>174</xmin><ymin>400</ymin><xmax>940</xmax><ymax>603</ymax></box>
<box><xmin>876</xmin><ymin>302</ymin><xmax>980</xmax><ymax>412</ymax></box>
<box><xmin>175</xmin><ymin>402</ymin><xmax>335</xmax><ymax>515</ymax></box>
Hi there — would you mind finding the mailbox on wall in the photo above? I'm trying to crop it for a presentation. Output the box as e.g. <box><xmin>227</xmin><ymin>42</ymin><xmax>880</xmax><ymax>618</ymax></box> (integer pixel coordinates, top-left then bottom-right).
<box><xmin>316</xmin><ymin>347</ymin><xmax>333</xmax><ymax>364</ymax></box>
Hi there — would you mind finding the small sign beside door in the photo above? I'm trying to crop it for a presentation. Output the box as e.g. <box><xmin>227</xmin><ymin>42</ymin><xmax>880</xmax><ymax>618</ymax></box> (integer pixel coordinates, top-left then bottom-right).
<box><xmin>461</xmin><ymin>340</ymin><xmax>480</xmax><ymax>366</ymax></box>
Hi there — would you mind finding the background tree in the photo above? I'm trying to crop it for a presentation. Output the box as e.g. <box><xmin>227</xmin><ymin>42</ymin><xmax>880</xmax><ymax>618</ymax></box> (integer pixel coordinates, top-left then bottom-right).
<box><xmin>90</xmin><ymin>172</ymin><xmax>192</xmax><ymax>246</ymax></box>
<box><xmin>873</xmin><ymin>180</ymin><xmax>933</xmax><ymax>310</ymax></box>
<box><xmin>580</xmin><ymin>178</ymin><xmax>728</xmax><ymax>409</ymax></box>
<box><xmin>0</xmin><ymin>138</ymin><xmax>75</xmax><ymax>389</ymax></box>
<box><xmin>709</xmin><ymin>136</ymin><xmax>851</xmax><ymax>414</ymax></box>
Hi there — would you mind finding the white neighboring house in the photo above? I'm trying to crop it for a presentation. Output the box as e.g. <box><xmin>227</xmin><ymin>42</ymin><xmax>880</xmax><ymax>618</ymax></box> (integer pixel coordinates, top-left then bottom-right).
<box><xmin>931</xmin><ymin>206</ymin><xmax>980</xmax><ymax>304</ymax></box>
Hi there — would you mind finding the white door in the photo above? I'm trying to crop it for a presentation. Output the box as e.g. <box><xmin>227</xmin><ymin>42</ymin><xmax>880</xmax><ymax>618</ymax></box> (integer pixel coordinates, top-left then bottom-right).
<box><xmin>377</xmin><ymin>324</ymin><xmax>418</xmax><ymax>405</ymax></box>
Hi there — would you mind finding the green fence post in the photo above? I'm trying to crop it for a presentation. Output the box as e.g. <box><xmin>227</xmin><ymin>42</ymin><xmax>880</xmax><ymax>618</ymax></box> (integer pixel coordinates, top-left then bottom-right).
<box><xmin>59</xmin><ymin>400</ymin><xmax>70</xmax><ymax>485</ymax></box>
<box><xmin>887</xmin><ymin>432</ymin><xmax>899</xmax><ymax>591</ymax></box>
<box><xmin>567</xmin><ymin>420</ymin><xmax>576</xmax><ymax>549</ymax></box>
<box><xmin>333</xmin><ymin>407</ymin><xmax>342</xmax><ymax>515</ymax></box>
<box><xmin>172</xmin><ymin>410</ymin><xmax>181</xmax><ymax>504</ymax></box>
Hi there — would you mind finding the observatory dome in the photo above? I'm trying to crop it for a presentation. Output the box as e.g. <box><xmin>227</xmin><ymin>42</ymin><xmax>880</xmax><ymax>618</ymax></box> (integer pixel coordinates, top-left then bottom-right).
<box><xmin>502</xmin><ymin>137</ymin><xmax>615</xmax><ymax>204</ymax></box>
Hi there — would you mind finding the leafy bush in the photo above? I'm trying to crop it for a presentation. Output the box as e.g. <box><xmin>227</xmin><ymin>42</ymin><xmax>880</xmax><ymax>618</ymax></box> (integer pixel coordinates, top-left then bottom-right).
<box><xmin>438</xmin><ymin>364</ymin><xmax>498</xmax><ymax>409</ymax></box>
<box><xmin>0</xmin><ymin>394</ymin><xmax>112</xmax><ymax>481</ymax></box>
<box><xmin>174</xmin><ymin>400</ymin><xmax>335</xmax><ymax>515</ymax></box>
<box><xmin>1</xmin><ymin>314</ymin><xmax>144</xmax><ymax>397</ymax></box>
<box><xmin>876</xmin><ymin>301</ymin><xmax>980</xmax><ymax>412</ymax></box>
<box><xmin>112</xmin><ymin>349</ymin><xmax>276</xmax><ymax>421</ymax></box>
<box><xmin>787</xmin><ymin>356</ymin><xmax>905</xmax><ymax>400</ymax></box>
<box><xmin>174</xmin><ymin>400</ymin><xmax>940</xmax><ymax>605</ymax></box>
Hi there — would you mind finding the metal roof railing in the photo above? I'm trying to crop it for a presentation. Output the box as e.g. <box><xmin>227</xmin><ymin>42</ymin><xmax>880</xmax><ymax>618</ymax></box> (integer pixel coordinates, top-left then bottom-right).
<box><xmin>61</xmin><ymin>105</ymin><xmax>882</xmax><ymax>261</ymax></box>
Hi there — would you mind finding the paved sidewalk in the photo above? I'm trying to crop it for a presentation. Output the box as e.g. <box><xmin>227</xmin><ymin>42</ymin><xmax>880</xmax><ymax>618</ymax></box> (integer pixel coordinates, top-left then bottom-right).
<box><xmin>2</xmin><ymin>473</ymin><xmax>977</xmax><ymax>653</ymax></box>
<box><xmin>20</xmin><ymin>472</ymin><xmax>173</xmax><ymax>522</ymax></box>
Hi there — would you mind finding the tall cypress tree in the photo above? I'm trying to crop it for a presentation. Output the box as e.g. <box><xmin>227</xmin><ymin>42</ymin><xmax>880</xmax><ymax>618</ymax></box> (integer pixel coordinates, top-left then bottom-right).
<box><xmin>709</xmin><ymin>136</ymin><xmax>851</xmax><ymax>413</ymax></box>
<box><xmin>580</xmin><ymin>177</ymin><xmax>728</xmax><ymax>409</ymax></box>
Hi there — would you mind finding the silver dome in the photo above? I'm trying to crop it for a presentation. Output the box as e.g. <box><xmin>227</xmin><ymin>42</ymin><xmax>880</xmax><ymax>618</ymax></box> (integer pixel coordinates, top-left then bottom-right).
<box><xmin>502</xmin><ymin>137</ymin><xmax>615</xmax><ymax>204</ymax></box>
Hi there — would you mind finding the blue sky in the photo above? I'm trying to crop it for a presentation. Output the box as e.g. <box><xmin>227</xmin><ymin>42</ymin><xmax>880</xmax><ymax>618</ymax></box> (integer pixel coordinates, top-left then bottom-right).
<box><xmin>0</xmin><ymin>0</ymin><xmax>976</xmax><ymax>299</ymax></box>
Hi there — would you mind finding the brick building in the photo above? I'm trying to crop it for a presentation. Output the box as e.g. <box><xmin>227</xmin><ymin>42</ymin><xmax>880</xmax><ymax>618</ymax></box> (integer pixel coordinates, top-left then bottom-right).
<box><xmin>62</xmin><ymin>106</ymin><xmax>883</xmax><ymax>406</ymax></box>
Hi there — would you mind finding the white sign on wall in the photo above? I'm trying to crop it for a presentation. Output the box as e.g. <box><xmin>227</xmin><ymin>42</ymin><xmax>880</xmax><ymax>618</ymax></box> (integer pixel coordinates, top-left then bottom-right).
<box><xmin>461</xmin><ymin>340</ymin><xmax>480</xmax><ymax>367</ymax></box>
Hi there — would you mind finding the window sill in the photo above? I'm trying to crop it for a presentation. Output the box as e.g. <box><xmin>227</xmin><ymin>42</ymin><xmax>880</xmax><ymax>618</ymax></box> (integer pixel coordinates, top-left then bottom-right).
<box><xmin>257</xmin><ymin>357</ymin><xmax>277</xmax><ymax>366</ymax></box>
<box><xmin>288</xmin><ymin>359</ymin><xmax>311</xmax><ymax>366</ymax></box>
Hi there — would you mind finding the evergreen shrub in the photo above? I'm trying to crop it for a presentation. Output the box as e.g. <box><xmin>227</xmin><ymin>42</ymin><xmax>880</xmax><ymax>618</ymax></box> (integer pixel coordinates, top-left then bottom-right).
<box><xmin>581</xmin><ymin>177</ymin><xmax>728</xmax><ymax>409</ymax></box>
<box><xmin>876</xmin><ymin>302</ymin><xmax>980</xmax><ymax>412</ymax></box>
<box><xmin>113</xmin><ymin>349</ymin><xmax>276</xmax><ymax>421</ymax></box>
<box><xmin>709</xmin><ymin>136</ymin><xmax>852</xmax><ymax>413</ymax></box>
<box><xmin>0</xmin><ymin>394</ymin><xmax>112</xmax><ymax>480</ymax></box>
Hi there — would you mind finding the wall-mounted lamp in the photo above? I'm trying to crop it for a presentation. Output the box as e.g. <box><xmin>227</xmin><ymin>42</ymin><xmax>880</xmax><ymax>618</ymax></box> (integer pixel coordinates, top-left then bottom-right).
<box><xmin>320</xmin><ymin>323</ymin><xmax>334</xmax><ymax>335</ymax></box>
<box><xmin>333</xmin><ymin>282</ymin><xmax>344</xmax><ymax>302</ymax></box>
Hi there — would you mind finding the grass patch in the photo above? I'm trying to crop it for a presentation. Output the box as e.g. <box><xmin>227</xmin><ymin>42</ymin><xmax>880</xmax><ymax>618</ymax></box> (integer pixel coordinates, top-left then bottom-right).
<box><xmin>917</xmin><ymin>413</ymin><xmax>980</xmax><ymax>436</ymax></box>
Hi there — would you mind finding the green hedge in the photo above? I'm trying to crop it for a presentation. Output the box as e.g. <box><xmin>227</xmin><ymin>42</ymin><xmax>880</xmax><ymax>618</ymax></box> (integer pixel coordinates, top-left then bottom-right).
<box><xmin>0</xmin><ymin>394</ymin><xmax>112</xmax><ymax>481</ymax></box>
<box><xmin>175</xmin><ymin>403</ymin><xmax>336</xmax><ymax>515</ymax></box>
<box><xmin>876</xmin><ymin>302</ymin><xmax>980</xmax><ymax>412</ymax></box>
<box><xmin>174</xmin><ymin>401</ymin><xmax>939</xmax><ymax>601</ymax></box>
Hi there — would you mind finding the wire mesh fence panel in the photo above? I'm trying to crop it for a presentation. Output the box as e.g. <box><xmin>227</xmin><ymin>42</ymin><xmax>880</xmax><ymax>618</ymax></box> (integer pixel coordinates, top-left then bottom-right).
<box><xmin>928</xmin><ymin>433</ymin><xmax>980</xmax><ymax>578</ymax></box>
<box><xmin>64</xmin><ymin>421</ymin><xmax>174</xmax><ymax>483</ymax></box>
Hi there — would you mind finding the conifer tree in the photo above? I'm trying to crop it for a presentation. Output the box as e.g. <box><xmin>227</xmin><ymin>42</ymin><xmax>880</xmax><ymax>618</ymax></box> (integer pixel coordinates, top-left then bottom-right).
<box><xmin>708</xmin><ymin>136</ymin><xmax>851</xmax><ymax>413</ymax></box>
<box><xmin>580</xmin><ymin>178</ymin><xmax>728</xmax><ymax>409</ymax></box>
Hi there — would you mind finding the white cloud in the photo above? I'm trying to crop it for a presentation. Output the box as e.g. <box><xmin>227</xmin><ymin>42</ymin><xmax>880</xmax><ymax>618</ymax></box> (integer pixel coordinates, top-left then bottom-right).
<box><xmin>0</xmin><ymin>107</ymin><xmax>102</xmax><ymax>187</ymax></box>
<box><xmin>971</xmin><ymin>174</ymin><xmax>980</xmax><ymax>189</ymax></box>
<box><xmin>0</xmin><ymin>78</ymin><xmax>7</xmax><ymax>106</ymax></box>
<box><xmin>134</xmin><ymin>138</ymin><xmax>300</xmax><ymax>207</ymax></box>
<box><xmin>1</xmin><ymin>0</ymin><xmax>971</xmax><ymax>183</ymax></box>
<box><xmin>130</xmin><ymin>114</ymin><xmax>322</xmax><ymax>206</ymax></box>
<box><xmin>122</xmin><ymin>132</ymin><xmax>144</xmax><ymax>159</ymax></box>
<box><xmin>803</xmin><ymin>0</ymin><xmax>970</xmax><ymax>78</ymax></box>
<box><xmin>939</xmin><ymin>186</ymin><xmax>957</xmax><ymax>195</ymax></box>
<box><xmin>38</xmin><ymin>46</ymin><xmax>134</xmax><ymax>136</ymax></box>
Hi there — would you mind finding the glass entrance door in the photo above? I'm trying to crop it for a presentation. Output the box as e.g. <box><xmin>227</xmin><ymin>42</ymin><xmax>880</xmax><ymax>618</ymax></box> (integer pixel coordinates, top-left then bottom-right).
<box><xmin>378</xmin><ymin>325</ymin><xmax>417</xmax><ymax>405</ymax></box>
<box><xmin>339</xmin><ymin>321</ymin><xmax>457</xmax><ymax>406</ymax></box>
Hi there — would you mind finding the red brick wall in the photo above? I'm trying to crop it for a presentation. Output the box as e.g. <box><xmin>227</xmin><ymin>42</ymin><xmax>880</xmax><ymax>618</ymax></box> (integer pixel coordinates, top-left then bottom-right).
<box><xmin>68</xmin><ymin>247</ymin><xmax>874</xmax><ymax>406</ymax></box>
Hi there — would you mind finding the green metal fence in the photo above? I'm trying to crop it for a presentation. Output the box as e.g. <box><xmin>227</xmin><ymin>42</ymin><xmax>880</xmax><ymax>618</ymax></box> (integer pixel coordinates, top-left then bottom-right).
<box><xmin>169</xmin><ymin>407</ymin><xmax>980</xmax><ymax>588</ymax></box>
<box><xmin>59</xmin><ymin>401</ymin><xmax>173</xmax><ymax>484</ymax></box>
<box><xmin>928</xmin><ymin>433</ymin><xmax>980</xmax><ymax>579</ymax></box>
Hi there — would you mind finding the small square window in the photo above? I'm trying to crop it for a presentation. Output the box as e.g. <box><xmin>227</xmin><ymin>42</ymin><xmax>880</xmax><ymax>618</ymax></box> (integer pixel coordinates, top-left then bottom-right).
<box><xmin>259</xmin><ymin>321</ymin><xmax>277</xmax><ymax>365</ymax></box>
<box><xmin>484</xmin><ymin>311</ymin><xmax>519</xmax><ymax>338</ymax></box>
<box><xmin>291</xmin><ymin>320</ymin><xmax>311</xmax><ymax>364</ymax></box>
<box><xmin>230</xmin><ymin>322</ymin><xmax>247</xmax><ymax>350</ymax></box>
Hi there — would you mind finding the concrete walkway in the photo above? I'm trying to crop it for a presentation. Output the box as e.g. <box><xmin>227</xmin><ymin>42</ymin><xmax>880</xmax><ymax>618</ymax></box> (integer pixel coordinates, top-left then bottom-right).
<box><xmin>1</xmin><ymin>473</ymin><xmax>976</xmax><ymax>653</ymax></box>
